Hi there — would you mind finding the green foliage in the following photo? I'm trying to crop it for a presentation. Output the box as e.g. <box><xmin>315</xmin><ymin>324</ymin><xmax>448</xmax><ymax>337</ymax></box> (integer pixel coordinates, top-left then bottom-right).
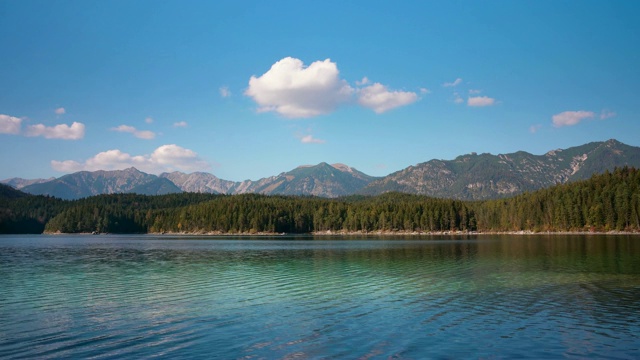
<box><xmin>2</xmin><ymin>167</ymin><xmax>640</xmax><ymax>234</ymax></box>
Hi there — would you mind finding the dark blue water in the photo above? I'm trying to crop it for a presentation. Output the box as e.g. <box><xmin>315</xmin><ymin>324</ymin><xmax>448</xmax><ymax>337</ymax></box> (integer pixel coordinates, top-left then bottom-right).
<box><xmin>1</xmin><ymin>234</ymin><xmax>639</xmax><ymax>359</ymax></box>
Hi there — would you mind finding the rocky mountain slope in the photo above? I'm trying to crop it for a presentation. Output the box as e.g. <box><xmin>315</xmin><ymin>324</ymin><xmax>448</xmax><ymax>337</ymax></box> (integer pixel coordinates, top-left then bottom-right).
<box><xmin>359</xmin><ymin>139</ymin><xmax>640</xmax><ymax>200</ymax></box>
<box><xmin>232</xmin><ymin>162</ymin><xmax>376</xmax><ymax>197</ymax></box>
<box><xmin>162</xmin><ymin>163</ymin><xmax>376</xmax><ymax>197</ymax></box>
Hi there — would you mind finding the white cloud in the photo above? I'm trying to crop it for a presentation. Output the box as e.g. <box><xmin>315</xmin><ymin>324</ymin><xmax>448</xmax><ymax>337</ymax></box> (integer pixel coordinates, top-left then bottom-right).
<box><xmin>356</xmin><ymin>77</ymin><xmax>370</xmax><ymax>86</ymax></box>
<box><xmin>25</xmin><ymin>122</ymin><xmax>85</xmax><ymax>140</ymax></box>
<box><xmin>0</xmin><ymin>114</ymin><xmax>22</xmax><ymax>134</ymax></box>
<box><xmin>358</xmin><ymin>83</ymin><xmax>418</xmax><ymax>113</ymax></box>
<box><xmin>173</xmin><ymin>121</ymin><xmax>188</xmax><ymax>127</ymax></box>
<box><xmin>245</xmin><ymin>57</ymin><xmax>354</xmax><ymax>118</ymax></box>
<box><xmin>600</xmin><ymin>109</ymin><xmax>616</xmax><ymax>120</ymax></box>
<box><xmin>468</xmin><ymin>89</ymin><xmax>481</xmax><ymax>95</ymax></box>
<box><xmin>453</xmin><ymin>92</ymin><xmax>464</xmax><ymax>104</ymax></box>
<box><xmin>420</xmin><ymin>88</ymin><xmax>431</xmax><ymax>94</ymax></box>
<box><xmin>468</xmin><ymin>96</ymin><xmax>496</xmax><ymax>107</ymax></box>
<box><xmin>55</xmin><ymin>107</ymin><xmax>66</xmax><ymax>115</ymax></box>
<box><xmin>552</xmin><ymin>111</ymin><xmax>595</xmax><ymax>127</ymax></box>
<box><xmin>219</xmin><ymin>86</ymin><xmax>231</xmax><ymax>98</ymax></box>
<box><xmin>300</xmin><ymin>134</ymin><xmax>325</xmax><ymax>144</ymax></box>
<box><xmin>529</xmin><ymin>124</ymin><xmax>542</xmax><ymax>133</ymax></box>
<box><xmin>443</xmin><ymin>78</ymin><xmax>462</xmax><ymax>87</ymax></box>
<box><xmin>52</xmin><ymin>144</ymin><xmax>210</xmax><ymax>174</ymax></box>
<box><xmin>145</xmin><ymin>117</ymin><xmax>154</xmax><ymax>124</ymax></box>
<box><xmin>111</xmin><ymin>124</ymin><xmax>156</xmax><ymax>139</ymax></box>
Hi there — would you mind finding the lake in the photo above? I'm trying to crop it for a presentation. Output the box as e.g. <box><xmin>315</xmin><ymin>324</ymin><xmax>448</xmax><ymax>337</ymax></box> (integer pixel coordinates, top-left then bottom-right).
<box><xmin>1</xmin><ymin>234</ymin><xmax>639</xmax><ymax>359</ymax></box>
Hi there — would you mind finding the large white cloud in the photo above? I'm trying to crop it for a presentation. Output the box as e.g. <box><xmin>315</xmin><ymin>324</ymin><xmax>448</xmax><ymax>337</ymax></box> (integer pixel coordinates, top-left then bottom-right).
<box><xmin>111</xmin><ymin>124</ymin><xmax>156</xmax><ymax>139</ymax></box>
<box><xmin>51</xmin><ymin>144</ymin><xmax>210</xmax><ymax>174</ymax></box>
<box><xmin>245</xmin><ymin>57</ymin><xmax>354</xmax><ymax>118</ymax></box>
<box><xmin>0</xmin><ymin>114</ymin><xmax>22</xmax><ymax>134</ymax></box>
<box><xmin>25</xmin><ymin>122</ymin><xmax>85</xmax><ymax>140</ymax></box>
<box><xmin>357</xmin><ymin>83</ymin><xmax>418</xmax><ymax>113</ymax></box>
<box><xmin>552</xmin><ymin>111</ymin><xmax>595</xmax><ymax>127</ymax></box>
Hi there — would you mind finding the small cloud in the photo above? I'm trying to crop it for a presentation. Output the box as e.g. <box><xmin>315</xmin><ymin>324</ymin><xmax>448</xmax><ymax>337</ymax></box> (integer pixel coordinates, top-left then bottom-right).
<box><xmin>468</xmin><ymin>96</ymin><xmax>496</xmax><ymax>107</ymax></box>
<box><xmin>173</xmin><ymin>121</ymin><xmax>188</xmax><ymax>127</ymax></box>
<box><xmin>420</xmin><ymin>88</ymin><xmax>431</xmax><ymax>94</ymax></box>
<box><xmin>375</xmin><ymin>163</ymin><xmax>387</xmax><ymax>170</ymax></box>
<box><xmin>468</xmin><ymin>89</ymin><xmax>481</xmax><ymax>95</ymax></box>
<box><xmin>111</xmin><ymin>124</ymin><xmax>156</xmax><ymax>139</ymax></box>
<box><xmin>55</xmin><ymin>107</ymin><xmax>66</xmax><ymax>115</ymax></box>
<box><xmin>552</xmin><ymin>110</ymin><xmax>595</xmax><ymax>127</ymax></box>
<box><xmin>25</xmin><ymin>122</ymin><xmax>85</xmax><ymax>140</ymax></box>
<box><xmin>245</xmin><ymin>57</ymin><xmax>354</xmax><ymax>118</ymax></box>
<box><xmin>358</xmin><ymin>83</ymin><xmax>418</xmax><ymax>113</ymax></box>
<box><xmin>300</xmin><ymin>134</ymin><xmax>326</xmax><ymax>144</ymax></box>
<box><xmin>453</xmin><ymin>92</ymin><xmax>464</xmax><ymax>104</ymax></box>
<box><xmin>0</xmin><ymin>114</ymin><xmax>22</xmax><ymax>134</ymax></box>
<box><xmin>529</xmin><ymin>124</ymin><xmax>542</xmax><ymax>133</ymax></box>
<box><xmin>600</xmin><ymin>109</ymin><xmax>616</xmax><ymax>120</ymax></box>
<box><xmin>52</xmin><ymin>144</ymin><xmax>210</xmax><ymax>174</ymax></box>
<box><xmin>356</xmin><ymin>77</ymin><xmax>370</xmax><ymax>86</ymax></box>
<box><xmin>443</xmin><ymin>78</ymin><xmax>462</xmax><ymax>87</ymax></box>
<box><xmin>145</xmin><ymin>117</ymin><xmax>154</xmax><ymax>124</ymax></box>
<box><xmin>219</xmin><ymin>86</ymin><xmax>231</xmax><ymax>98</ymax></box>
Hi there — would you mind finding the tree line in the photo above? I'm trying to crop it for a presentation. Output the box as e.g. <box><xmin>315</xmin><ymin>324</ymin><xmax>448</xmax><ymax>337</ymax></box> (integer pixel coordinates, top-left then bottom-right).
<box><xmin>1</xmin><ymin>167</ymin><xmax>639</xmax><ymax>234</ymax></box>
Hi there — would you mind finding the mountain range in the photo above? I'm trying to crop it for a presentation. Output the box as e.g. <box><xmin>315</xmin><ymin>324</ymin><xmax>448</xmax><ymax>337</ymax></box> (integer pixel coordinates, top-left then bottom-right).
<box><xmin>3</xmin><ymin>139</ymin><xmax>640</xmax><ymax>200</ymax></box>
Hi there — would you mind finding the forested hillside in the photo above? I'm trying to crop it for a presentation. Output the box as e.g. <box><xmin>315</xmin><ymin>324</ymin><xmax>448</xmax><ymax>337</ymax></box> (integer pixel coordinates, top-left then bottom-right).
<box><xmin>1</xmin><ymin>167</ymin><xmax>639</xmax><ymax>234</ymax></box>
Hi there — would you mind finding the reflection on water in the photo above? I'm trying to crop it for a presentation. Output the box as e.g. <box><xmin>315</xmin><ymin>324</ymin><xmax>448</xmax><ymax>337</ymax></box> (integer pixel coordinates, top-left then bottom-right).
<box><xmin>0</xmin><ymin>234</ymin><xmax>639</xmax><ymax>358</ymax></box>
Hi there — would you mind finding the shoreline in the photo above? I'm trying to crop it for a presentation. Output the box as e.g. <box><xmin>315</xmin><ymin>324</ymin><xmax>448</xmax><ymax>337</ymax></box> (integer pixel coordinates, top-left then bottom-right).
<box><xmin>46</xmin><ymin>229</ymin><xmax>638</xmax><ymax>236</ymax></box>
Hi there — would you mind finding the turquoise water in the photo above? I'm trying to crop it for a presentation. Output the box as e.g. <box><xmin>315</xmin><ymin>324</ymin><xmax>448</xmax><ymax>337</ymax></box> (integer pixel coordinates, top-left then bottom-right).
<box><xmin>1</xmin><ymin>234</ymin><xmax>639</xmax><ymax>359</ymax></box>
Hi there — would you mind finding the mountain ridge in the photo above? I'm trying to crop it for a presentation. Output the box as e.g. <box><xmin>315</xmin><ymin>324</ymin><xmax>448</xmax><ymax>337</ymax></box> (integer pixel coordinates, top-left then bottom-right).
<box><xmin>4</xmin><ymin>139</ymin><xmax>640</xmax><ymax>200</ymax></box>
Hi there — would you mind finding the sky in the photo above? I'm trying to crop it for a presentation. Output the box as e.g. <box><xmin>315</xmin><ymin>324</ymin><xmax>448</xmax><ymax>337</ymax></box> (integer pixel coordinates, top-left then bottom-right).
<box><xmin>1</xmin><ymin>0</ymin><xmax>639</xmax><ymax>182</ymax></box>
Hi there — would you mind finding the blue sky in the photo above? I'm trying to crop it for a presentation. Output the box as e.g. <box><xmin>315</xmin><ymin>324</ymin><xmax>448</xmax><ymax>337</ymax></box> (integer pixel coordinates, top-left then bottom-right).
<box><xmin>1</xmin><ymin>0</ymin><xmax>639</xmax><ymax>181</ymax></box>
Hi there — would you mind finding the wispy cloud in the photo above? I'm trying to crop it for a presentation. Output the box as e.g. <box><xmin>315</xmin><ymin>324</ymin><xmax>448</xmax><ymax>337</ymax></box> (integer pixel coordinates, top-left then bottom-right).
<box><xmin>453</xmin><ymin>92</ymin><xmax>464</xmax><ymax>104</ymax></box>
<box><xmin>219</xmin><ymin>86</ymin><xmax>231</xmax><ymax>98</ymax></box>
<box><xmin>529</xmin><ymin>124</ymin><xmax>542</xmax><ymax>133</ymax></box>
<box><xmin>111</xmin><ymin>124</ymin><xmax>156</xmax><ymax>139</ymax></box>
<box><xmin>0</xmin><ymin>114</ymin><xmax>22</xmax><ymax>134</ymax></box>
<box><xmin>468</xmin><ymin>89</ymin><xmax>481</xmax><ymax>95</ymax></box>
<box><xmin>52</xmin><ymin>144</ymin><xmax>210</xmax><ymax>174</ymax></box>
<box><xmin>145</xmin><ymin>117</ymin><xmax>154</xmax><ymax>124</ymax></box>
<box><xmin>468</xmin><ymin>96</ymin><xmax>496</xmax><ymax>107</ymax></box>
<box><xmin>420</xmin><ymin>88</ymin><xmax>431</xmax><ymax>94</ymax></box>
<box><xmin>54</xmin><ymin>107</ymin><xmax>66</xmax><ymax>115</ymax></box>
<box><xmin>600</xmin><ymin>109</ymin><xmax>616</xmax><ymax>119</ymax></box>
<box><xmin>25</xmin><ymin>122</ymin><xmax>85</xmax><ymax>140</ymax></box>
<box><xmin>357</xmin><ymin>83</ymin><xmax>418</xmax><ymax>114</ymax></box>
<box><xmin>300</xmin><ymin>134</ymin><xmax>326</xmax><ymax>144</ymax></box>
<box><xmin>443</xmin><ymin>78</ymin><xmax>462</xmax><ymax>87</ymax></box>
<box><xmin>173</xmin><ymin>121</ymin><xmax>188</xmax><ymax>127</ymax></box>
<box><xmin>552</xmin><ymin>111</ymin><xmax>595</xmax><ymax>127</ymax></box>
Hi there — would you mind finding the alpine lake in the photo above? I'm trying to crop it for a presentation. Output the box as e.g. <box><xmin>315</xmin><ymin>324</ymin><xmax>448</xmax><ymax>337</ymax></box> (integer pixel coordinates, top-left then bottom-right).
<box><xmin>1</xmin><ymin>234</ymin><xmax>639</xmax><ymax>359</ymax></box>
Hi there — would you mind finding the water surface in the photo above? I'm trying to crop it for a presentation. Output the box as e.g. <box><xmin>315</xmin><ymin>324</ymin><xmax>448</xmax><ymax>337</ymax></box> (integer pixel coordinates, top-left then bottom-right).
<box><xmin>1</xmin><ymin>234</ymin><xmax>639</xmax><ymax>358</ymax></box>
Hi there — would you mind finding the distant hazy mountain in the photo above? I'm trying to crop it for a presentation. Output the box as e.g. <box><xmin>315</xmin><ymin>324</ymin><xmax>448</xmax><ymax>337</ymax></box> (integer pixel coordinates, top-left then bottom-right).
<box><xmin>0</xmin><ymin>177</ymin><xmax>55</xmax><ymax>190</ymax></box>
<box><xmin>159</xmin><ymin>171</ymin><xmax>237</xmax><ymax>194</ymax></box>
<box><xmin>359</xmin><ymin>139</ymin><xmax>640</xmax><ymax>200</ymax></box>
<box><xmin>232</xmin><ymin>162</ymin><xmax>377</xmax><ymax>197</ymax></box>
<box><xmin>21</xmin><ymin>168</ymin><xmax>181</xmax><ymax>200</ymax></box>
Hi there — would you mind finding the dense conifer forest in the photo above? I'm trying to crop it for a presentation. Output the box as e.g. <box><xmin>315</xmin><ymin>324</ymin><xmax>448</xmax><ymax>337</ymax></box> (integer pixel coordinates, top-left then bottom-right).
<box><xmin>1</xmin><ymin>167</ymin><xmax>639</xmax><ymax>234</ymax></box>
